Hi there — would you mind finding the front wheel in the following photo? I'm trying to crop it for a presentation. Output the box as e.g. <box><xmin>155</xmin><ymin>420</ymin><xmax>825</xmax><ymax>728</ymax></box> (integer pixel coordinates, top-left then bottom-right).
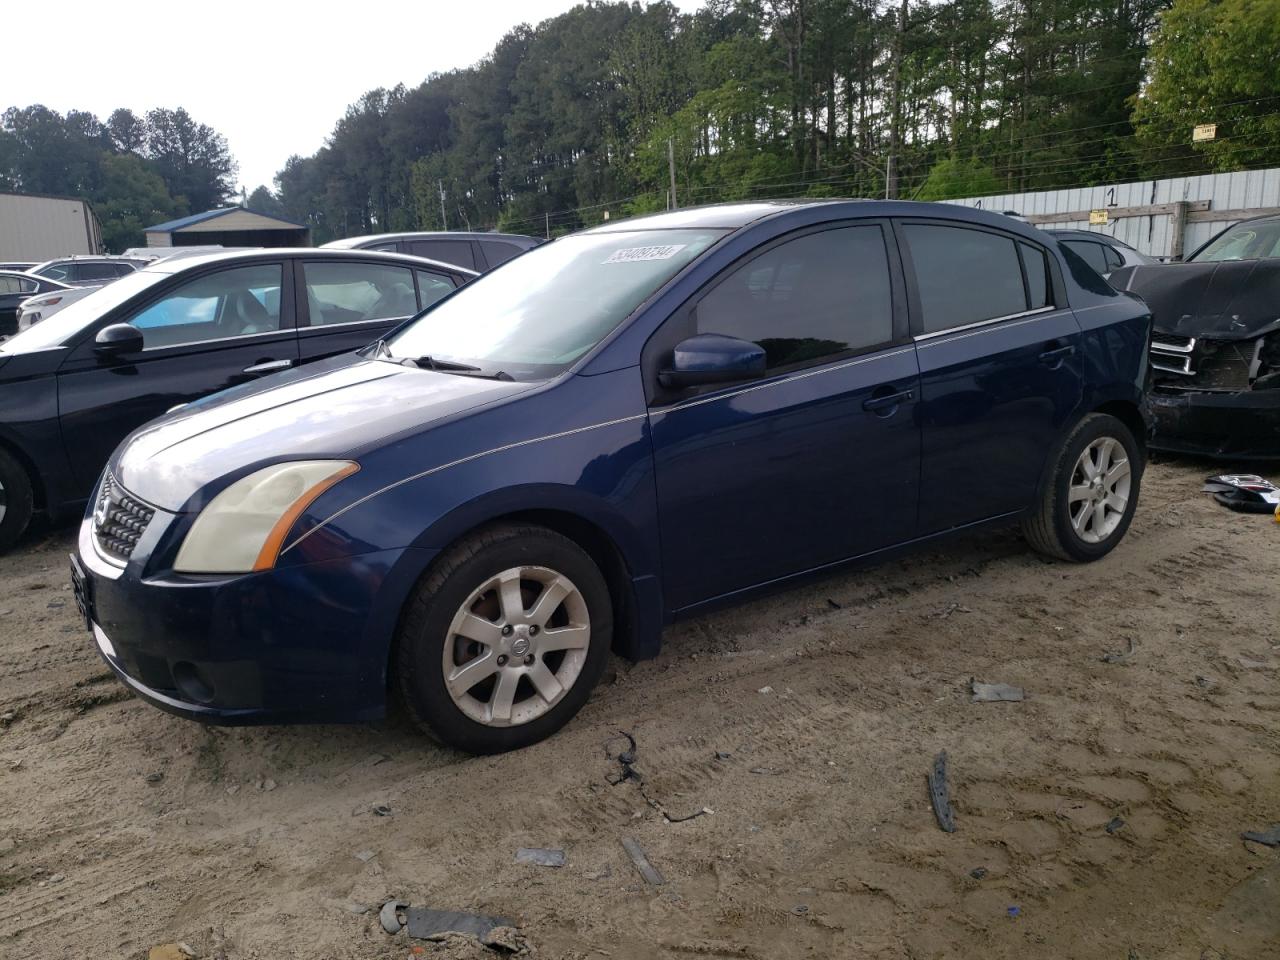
<box><xmin>1022</xmin><ymin>413</ymin><xmax>1143</xmax><ymax>562</ymax></box>
<box><xmin>0</xmin><ymin>448</ymin><xmax>34</xmax><ymax>554</ymax></box>
<box><xmin>394</xmin><ymin>524</ymin><xmax>612</xmax><ymax>754</ymax></box>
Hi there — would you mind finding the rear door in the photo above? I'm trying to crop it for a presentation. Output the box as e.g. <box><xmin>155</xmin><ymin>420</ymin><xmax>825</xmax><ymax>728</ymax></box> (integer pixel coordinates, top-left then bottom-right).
<box><xmin>56</xmin><ymin>260</ymin><xmax>299</xmax><ymax>492</ymax></box>
<box><xmin>899</xmin><ymin>220</ymin><xmax>1082</xmax><ymax>533</ymax></box>
<box><xmin>296</xmin><ymin>257</ymin><xmax>458</xmax><ymax>362</ymax></box>
<box><xmin>647</xmin><ymin>221</ymin><xmax>920</xmax><ymax>611</ymax></box>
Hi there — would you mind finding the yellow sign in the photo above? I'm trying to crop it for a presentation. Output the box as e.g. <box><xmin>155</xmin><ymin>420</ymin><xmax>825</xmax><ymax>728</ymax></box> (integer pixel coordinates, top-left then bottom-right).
<box><xmin>1193</xmin><ymin>123</ymin><xmax>1217</xmax><ymax>142</ymax></box>
<box><xmin>1089</xmin><ymin>209</ymin><xmax>1109</xmax><ymax>225</ymax></box>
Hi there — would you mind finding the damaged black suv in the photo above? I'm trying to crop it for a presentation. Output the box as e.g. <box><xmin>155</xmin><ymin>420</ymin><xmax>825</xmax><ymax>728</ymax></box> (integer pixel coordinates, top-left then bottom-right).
<box><xmin>1111</xmin><ymin>214</ymin><xmax>1280</xmax><ymax>459</ymax></box>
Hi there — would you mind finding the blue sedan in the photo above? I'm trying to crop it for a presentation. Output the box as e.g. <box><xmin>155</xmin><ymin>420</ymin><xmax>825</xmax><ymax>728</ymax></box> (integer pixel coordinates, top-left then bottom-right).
<box><xmin>73</xmin><ymin>200</ymin><xmax>1151</xmax><ymax>753</ymax></box>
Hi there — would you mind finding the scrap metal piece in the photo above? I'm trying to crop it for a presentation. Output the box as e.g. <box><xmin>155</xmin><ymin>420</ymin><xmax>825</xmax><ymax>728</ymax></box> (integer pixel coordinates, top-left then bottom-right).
<box><xmin>971</xmin><ymin>681</ymin><xmax>1025</xmax><ymax>703</ymax></box>
<box><xmin>621</xmin><ymin>837</ymin><xmax>665</xmax><ymax>885</ymax></box>
<box><xmin>1102</xmin><ymin>639</ymin><xmax>1138</xmax><ymax>664</ymax></box>
<box><xmin>405</xmin><ymin>907</ymin><xmax>512</xmax><ymax>941</ymax></box>
<box><xmin>515</xmin><ymin>847</ymin><xmax>566</xmax><ymax>867</ymax></box>
<box><xmin>927</xmin><ymin>751</ymin><xmax>957</xmax><ymax>833</ymax></box>
<box><xmin>1106</xmin><ymin>817</ymin><xmax>1126</xmax><ymax>835</ymax></box>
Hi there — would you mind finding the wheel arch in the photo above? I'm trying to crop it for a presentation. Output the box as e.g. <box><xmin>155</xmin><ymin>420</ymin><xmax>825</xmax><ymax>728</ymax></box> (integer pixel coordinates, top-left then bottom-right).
<box><xmin>0</xmin><ymin>431</ymin><xmax>46</xmax><ymax>511</ymax></box>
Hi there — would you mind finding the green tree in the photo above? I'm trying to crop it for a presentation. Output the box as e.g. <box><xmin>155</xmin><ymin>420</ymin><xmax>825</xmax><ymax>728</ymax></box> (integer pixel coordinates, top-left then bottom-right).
<box><xmin>92</xmin><ymin>154</ymin><xmax>184</xmax><ymax>252</ymax></box>
<box><xmin>914</xmin><ymin>156</ymin><xmax>1003</xmax><ymax>199</ymax></box>
<box><xmin>1134</xmin><ymin>0</ymin><xmax>1280</xmax><ymax>173</ymax></box>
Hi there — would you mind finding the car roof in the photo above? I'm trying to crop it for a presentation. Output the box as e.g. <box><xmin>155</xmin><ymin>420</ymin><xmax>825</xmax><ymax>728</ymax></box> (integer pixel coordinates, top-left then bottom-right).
<box><xmin>138</xmin><ymin>247</ymin><xmax>481</xmax><ymax>277</ymax></box>
<box><xmin>322</xmin><ymin>231</ymin><xmax>540</xmax><ymax>249</ymax></box>
<box><xmin>581</xmin><ymin>198</ymin><xmax>1051</xmax><ymax>243</ymax></box>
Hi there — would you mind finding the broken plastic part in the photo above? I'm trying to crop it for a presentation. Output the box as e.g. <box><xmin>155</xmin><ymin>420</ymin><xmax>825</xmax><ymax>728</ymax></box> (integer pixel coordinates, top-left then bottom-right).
<box><xmin>927</xmin><ymin>751</ymin><xmax>957</xmax><ymax>833</ymax></box>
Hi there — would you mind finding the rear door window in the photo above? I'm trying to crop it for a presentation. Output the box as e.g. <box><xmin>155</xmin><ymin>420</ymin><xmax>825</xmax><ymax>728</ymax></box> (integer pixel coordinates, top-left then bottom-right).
<box><xmin>408</xmin><ymin>239</ymin><xmax>476</xmax><ymax>270</ymax></box>
<box><xmin>695</xmin><ymin>225</ymin><xmax>894</xmax><ymax>371</ymax></box>
<box><xmin>481</xmin><ymin>241</ymin><xmax>524</xmax><ymax>268</ymax></box>
<box><xmin>78</xmin><ymin>263</ymin><xmax>120</xmax><ymax>282</ymax></box>
<box><xmin>302</xmin><ymin>261</ymin><xmax>418</xmax><ymax>326</ymax></box>
<box><xmin>416</xmin><ymin>270</ymin><xmax>456</xmax><ymax>309</ymax></box>
<box><xmin>902</xmin><ymin>224</ymin><xmax>1030</xmax><ymax>334</ymax></box>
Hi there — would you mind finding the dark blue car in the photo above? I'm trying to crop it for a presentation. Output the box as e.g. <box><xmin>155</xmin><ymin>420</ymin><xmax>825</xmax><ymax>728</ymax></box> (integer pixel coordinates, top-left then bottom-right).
<box><xmin>73</xmin><ymin>201</ymin><xmax>1151</xmax><ymax>753</ymax></box>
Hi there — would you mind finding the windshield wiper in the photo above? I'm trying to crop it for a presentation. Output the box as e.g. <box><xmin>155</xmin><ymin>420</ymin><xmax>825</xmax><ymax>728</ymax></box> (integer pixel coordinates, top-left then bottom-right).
<box><xmin>409</xmin><ymin>355</ymin><xmax>483</xmax><ymax>372</ymax></box>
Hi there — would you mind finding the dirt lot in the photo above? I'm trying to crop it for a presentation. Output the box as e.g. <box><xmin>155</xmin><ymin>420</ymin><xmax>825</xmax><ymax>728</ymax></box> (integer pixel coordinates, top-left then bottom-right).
<box><xmin>1</xmin><ymin>457</ymin><xmax>1277</xmax><ymax>960</ymax></box>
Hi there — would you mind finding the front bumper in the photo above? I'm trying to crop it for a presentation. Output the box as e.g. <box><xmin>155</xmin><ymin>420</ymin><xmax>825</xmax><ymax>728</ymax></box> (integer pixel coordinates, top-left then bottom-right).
<box><xmin>1149</xmin><ymin>387</ymin><xmax>1280</xmax><ymax>460</ymax></box>
<box><xmin>76</xmin><ymin>516</ymin><xmax>435</xmax><ymax>725</ymax></box>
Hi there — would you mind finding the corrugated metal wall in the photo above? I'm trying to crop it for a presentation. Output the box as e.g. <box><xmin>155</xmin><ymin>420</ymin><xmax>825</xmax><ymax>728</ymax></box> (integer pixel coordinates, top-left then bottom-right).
<box><xmin>0</xmin><ymin>193</ymin><xmax>102</xmax><ymax>260</ymax></box>
<box><xmin>941</xmin><ymin>167</ymin><xmax>1280</xmax><ymax>259</ymax></box>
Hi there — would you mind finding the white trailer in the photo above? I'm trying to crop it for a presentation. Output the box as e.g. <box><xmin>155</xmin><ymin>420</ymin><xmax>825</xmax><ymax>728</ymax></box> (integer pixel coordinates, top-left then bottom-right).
<box><xmin>0</xmin><ymin>191</ymin><xmax>103</xmax><ymax>261</ymax></box>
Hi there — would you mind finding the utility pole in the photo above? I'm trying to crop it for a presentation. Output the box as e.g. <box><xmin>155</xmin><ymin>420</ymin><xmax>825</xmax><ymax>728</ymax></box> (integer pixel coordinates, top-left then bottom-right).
<box><xmin>545</xmin><ymin>212</ymin><xmax>550</xmax><ymax>240</ymax></box>
<box><xmin>885</xmin><ymin>154</ymin><xmax>891</xmax><ymax>200</ymax></box>
<box><xmin>667</xmin><ymin>138</ymin><xmax>678</xmax><ymax>210</ymax></box>
<box><xmin>437</xmin><ymin>180</ymin><xmax>448</xmax><ymax>230</ymax></box>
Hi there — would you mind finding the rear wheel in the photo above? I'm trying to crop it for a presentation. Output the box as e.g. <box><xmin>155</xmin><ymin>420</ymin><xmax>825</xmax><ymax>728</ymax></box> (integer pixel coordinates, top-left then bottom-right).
<box><xmin>0</xmin><ymin>448</ymin><xmax>34</xmax><ymax>553</ymax></box>
<box><xmin>1022</xmin><ymin>413</ymin><xmax>1143</xmax><ymax>562</ymax></box>
<box><xmin>394</xmin><ymin>524</ymin><xmax>612</xmax><ymax>754</ymax></box>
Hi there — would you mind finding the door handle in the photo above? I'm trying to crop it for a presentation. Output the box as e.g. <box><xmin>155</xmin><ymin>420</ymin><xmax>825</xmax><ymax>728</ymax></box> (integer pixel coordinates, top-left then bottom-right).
<box><xmin>862</xmin><ymin>387</ymin><xmax>915</xmax><ymax>413</ymax></box>
<box><xmin>1038</xmin><ymin>343</ymin><xmax>1076</xmax><ymax>366</ymax></box>
<box><xmin>243</xmin><ymin>358</ymin><xmax>294</xmax><ymax>375</ymax></box>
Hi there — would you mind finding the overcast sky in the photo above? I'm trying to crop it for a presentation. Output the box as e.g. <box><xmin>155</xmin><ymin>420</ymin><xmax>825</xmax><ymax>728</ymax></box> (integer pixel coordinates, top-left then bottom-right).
<box><xmin>4</xmin><ymin>0</ymin><xmax>705</xmax><ymax>197</ymax></box>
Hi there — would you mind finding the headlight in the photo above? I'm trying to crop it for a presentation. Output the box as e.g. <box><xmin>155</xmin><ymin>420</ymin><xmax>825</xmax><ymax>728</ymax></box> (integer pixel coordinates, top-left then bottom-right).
<box><xmin>173</xmin><ymin>461</ymin><xmax>358</xmax><ymax>573</ymax></box>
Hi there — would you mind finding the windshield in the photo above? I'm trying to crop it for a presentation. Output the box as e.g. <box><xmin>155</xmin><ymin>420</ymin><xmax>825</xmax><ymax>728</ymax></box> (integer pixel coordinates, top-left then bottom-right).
<box><xmin>0</xmin><ymin>267</ymin><xmax>171</xmax><ymax>353</ymax></box>
<box><xmin>1192</xmin><ymin>219</ymin><xmax>1280</xmax><ymax>262</ymax></box>
<box><xmin>379</xmin><ymin>228</ymin><xmax>726</xmax><ymax>378</ymax></box>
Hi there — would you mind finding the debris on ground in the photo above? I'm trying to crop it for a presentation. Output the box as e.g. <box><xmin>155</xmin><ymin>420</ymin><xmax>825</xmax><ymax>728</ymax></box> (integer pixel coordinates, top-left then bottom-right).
<box><xmin>1007</xmin><ymin>905</ymin><xmax>1021</xmax><ymax>919</ymax></box>
<box><xmin>1240</xmin><ymin>825</ymin><xmax>1280</xmax><ymax>847</ymax></box>
<box><xmin>515</xmin><ymin>847</ymin><xmax>566</xmax><ymax>867</ymax></box>
<box><xmin>714</xmin><ymin>751</ymin><xmax>732</xmax><ymax>761</ymax></box>
<box><xmin>934</xmin><ymin>602</ymin><xmax>972</xmax><ymax>619</ymax></box>
<box><xmin>405</xmin><ymin>906</ymin><xmax>513</xmax><ymax>941</ymax></box>
<box><xmin>621</xmin><ymin>837</ymin><xmax>665</xmax><ymax>885</ymax></box>
<box><xmin>970</xmin><ymin>680</ymin><xmax>1025</xmax><ymax>703</ymax></box>
<box><xmin>1203</xmin><ymin>475</ymin><xmax>1280</xmax><ymax>514</ymax></box>
<box><xmin>757</xmin><ymin>685</ymin><xmax>774</xmax><ymax>694</ymax></box>
<box><xmin>927</xmin><ymin>751</ymin><xmax>957</xmax><ymax>833</ymax></box>
<box><xmin>605</xmin><ymin>731</ymin><xmax>711</xmax><ymax>823</ymax></box>
<box><xmin>1237</xmin><ymin>655</ymin><xmax>1268</xmax><ymax>670</ymax></box>
<box><xmin>380</xmin><ymin>899</ymin><xmax>408</xmax><ymax>934</ymax></box>
<box><xmin>791</xmin><ymin>904</ymin><xmax>809</xmax><ymax>915</ymax></box>
<box><xmin>1102</xmin><ymin>638</ymin><xmax>1138</xmax><ymax>664</ymax></box>
<box><xmin>1106</xmin><ymin>817</ymin><xmax>1126</xmax><ymax>835</ymax></box>
<box><xmin>148</xmin><ymin>945</ymin><xmax>195</xmax><ymax>960</ymax></box>
<box><xmin>354</xmin><ymin>849</ymin><xmax>376</xmax><ymax>863</ymax></box>
<box><xmin>970</xmin><ymin>867</ymin><xmax>988</xmax><ymax>880</ymax></box>
<box><xmin>372</xmin><ymin>803</ymin><xmax>392</xmax><ymax>817</ymax></box>
<box><xmin>144</xmin><ymin>771</ymin><xmax>164</xmax><ymax>783</ymax></box>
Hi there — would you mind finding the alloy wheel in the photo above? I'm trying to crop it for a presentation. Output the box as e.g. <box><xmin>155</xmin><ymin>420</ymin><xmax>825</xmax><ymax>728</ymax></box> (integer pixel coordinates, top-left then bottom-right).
<box><xmin>442</xmin><ymin>565</ymin><xmax>591</xmax><ymax>727</ymax></box>
<box><xmin>1068</xmin><ymin>436</ymin><xmax>1131</xmax><ymax>544</ymax></box>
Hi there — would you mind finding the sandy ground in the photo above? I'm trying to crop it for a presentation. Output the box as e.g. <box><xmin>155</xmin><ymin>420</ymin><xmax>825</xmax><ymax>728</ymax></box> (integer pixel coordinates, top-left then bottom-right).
<box><xmin>0</xmin><ymin>457</ymin><xmax>1277</xmax><ymax>960</ymax></box>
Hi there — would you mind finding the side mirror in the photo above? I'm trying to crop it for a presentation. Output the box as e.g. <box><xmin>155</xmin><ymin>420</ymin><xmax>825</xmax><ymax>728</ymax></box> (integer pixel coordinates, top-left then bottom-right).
<box><xmin>659</xmin><ymin>334</ymin><xmax>766</xmax><ymax>390</ymax></box>
<box><xmin>94</xmin><ymin>323</ymin><xmax>145</xmax><ymax>358</ymax></box>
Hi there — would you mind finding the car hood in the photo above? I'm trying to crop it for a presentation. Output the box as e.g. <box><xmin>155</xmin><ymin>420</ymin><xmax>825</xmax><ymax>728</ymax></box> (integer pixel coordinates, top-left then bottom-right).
<box><xmin>115</xmin><ymin>353</ymin><xmax>534</xmax><ymax>510</ymax></box>
<box><xmin>1110</xmin><ymin>259</ymin><xmax>1280</xmax><ymax>340</ymax></box>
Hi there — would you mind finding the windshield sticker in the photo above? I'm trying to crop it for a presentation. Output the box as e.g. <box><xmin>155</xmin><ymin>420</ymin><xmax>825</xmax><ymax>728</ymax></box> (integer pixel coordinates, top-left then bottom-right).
<box><xmin>604</xmin><ymin>244</ymin><xmax>687</xmax><ymax>264</ymax></box>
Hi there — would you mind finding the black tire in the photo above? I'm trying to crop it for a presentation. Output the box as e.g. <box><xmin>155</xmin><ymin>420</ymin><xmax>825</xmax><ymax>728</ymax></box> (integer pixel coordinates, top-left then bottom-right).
<box><xmin>1022</xmin><ymin>413</ymin><xmax>1144</xmax><ymax>562</ymax></box>
<box><xmin>0</xmin><ymin>447</ymin><xmax>34</xmax><ymax>554</ymax></box>
<box><xmin>394</xmin><ymin>523</ymin><xmax>613</xmax><ymax>754</ymax></box>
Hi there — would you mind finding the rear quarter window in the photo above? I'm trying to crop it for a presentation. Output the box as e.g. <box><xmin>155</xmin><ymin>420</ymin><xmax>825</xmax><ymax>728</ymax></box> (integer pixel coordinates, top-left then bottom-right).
<box><xmin>902</xmin><ymin>224</ymin><xmax>1028</xmax><ymax>333</ymax></box>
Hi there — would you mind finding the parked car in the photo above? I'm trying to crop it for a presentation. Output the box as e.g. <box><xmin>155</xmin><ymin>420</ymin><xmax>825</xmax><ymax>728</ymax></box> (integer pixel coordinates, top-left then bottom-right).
<box><xmin>1044</xmin><ymin>229</ymin><xmax>1155</xmax><ymax>276</ymax></box>
<box><xmin>1109</xmin><ymin>213</ymin><xmax>1280</xmax><ymax>458</ymax></box>
<box><xmin>16</xmin><ymin>282</ymin><xmax>102</xmax><ymax>332</ymax></box>
<box><xmin>0</xmin><ymin>262</ymin><xmax>37</xmax><ymax>272</ymax></box>
<box><xmin>0</xmin><ymin>271</ymin><xmax>73</xmax><ymax>337</ymax></box>
<box><xmin>28</xmin><ymin>255</ymin><xmax>155</xmax><ymax>286</ymax></box>
<box><xmin>322</xmin><ymin>231</ymin><xmax>542</xmax><ymax>272</ymax></box>
<box><xmin>0</xmin><ymin>248</ymin><xmax>476</xmax><ymax>550</ymax></box>
<box><xmin>71</xmin><ymin>200</ymin><xmax>1151</xmax><ymax>753</ymax></box>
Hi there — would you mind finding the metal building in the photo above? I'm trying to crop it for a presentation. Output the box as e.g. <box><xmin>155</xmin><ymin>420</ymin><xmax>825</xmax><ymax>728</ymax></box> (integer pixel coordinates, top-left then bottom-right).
<box><xmin>0</xmin><ymin>191</ymin><xmax>103</xmax><ymax>260</ymax></box>
<box><xmin>144</xmin><ymin>206</ymin><xmax>310</xmax><ymax>248</ymax></box>
<box><xmin>942</xmin><ymin>166</ymin><xmax>1280</xmax><ymax>260</ymax></box>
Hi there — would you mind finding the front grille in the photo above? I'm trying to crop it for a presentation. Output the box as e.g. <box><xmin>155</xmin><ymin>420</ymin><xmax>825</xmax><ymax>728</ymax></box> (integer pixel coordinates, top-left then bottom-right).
<box><xmin>1150</xmin><ymin>335</ymin><xmax>1196</xmax><ymax>375</ymax></box>
<box><xmin>93</xmin><ymin>474</ymin><xmax>155</xmax><ymax>562</ymax></box>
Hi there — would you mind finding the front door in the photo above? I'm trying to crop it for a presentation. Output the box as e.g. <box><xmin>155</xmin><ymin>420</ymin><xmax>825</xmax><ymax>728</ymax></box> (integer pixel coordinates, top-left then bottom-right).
<box><xmin>647</xmin><ymin>222</ymin><xmax>921</xmax><ymax>612</ymax></box>
<box><xmin>56</xmin><ymin>261</ymin><xmax>299</xmax><ymax>494</ymax></box>
<box><xmin>897</xmin><ymin>221</ymin><xmax>1083</xmax><ymax>533</ymax></box>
